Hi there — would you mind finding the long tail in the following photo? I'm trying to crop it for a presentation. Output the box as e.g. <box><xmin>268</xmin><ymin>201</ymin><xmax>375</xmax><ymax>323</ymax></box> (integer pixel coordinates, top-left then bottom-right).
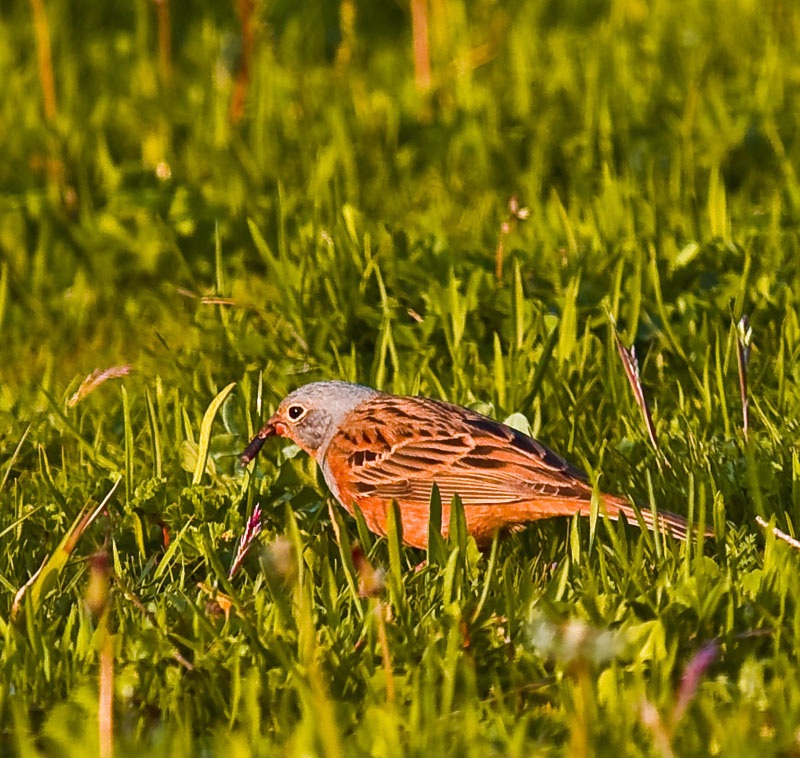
<box><xmin>579</xmin><ymin>494</ymin><xmax>713</xmax><ymax>540</ymax></box>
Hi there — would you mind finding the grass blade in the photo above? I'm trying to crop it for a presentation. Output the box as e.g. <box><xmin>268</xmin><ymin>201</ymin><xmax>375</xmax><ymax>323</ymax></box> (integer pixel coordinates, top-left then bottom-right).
<box><xmin>13</xmin><ymin>478</ymin><xmax>121</xmax><ymax>620</ymax></box>
<box><xmin>192</xmin><ymin>382</ymin><xmax>236</xmax><ymax>485</ymax></box>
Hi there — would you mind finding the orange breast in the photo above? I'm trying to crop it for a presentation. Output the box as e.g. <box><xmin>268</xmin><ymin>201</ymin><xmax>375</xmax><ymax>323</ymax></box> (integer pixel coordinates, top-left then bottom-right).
<box><xmin>329</xmin><ymin>482</ymin><xmax>533</xmax><ymax>550</ymax></box>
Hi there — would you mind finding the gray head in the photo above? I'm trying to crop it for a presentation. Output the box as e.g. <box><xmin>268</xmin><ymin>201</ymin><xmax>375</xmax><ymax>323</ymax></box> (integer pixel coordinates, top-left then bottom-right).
<box><xmin>241</xmin><ymin>381</ymin><xmax>381</xmax><ymax>464</ymax></box>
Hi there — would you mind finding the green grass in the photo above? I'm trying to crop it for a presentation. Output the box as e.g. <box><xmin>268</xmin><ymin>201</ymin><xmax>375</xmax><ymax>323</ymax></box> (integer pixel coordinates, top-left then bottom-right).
<box><xmin>3</xmin><ymin>0</ymin><xmax>800</xmax><ymax>754</ymax></box>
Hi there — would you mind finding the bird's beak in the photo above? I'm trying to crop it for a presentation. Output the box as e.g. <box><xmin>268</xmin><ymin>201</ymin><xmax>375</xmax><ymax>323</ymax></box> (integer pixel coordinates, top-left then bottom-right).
<box><xmin>240</xmin><ymin>417</ymin><xmax>278</xmax><ymax>466</ymax></box>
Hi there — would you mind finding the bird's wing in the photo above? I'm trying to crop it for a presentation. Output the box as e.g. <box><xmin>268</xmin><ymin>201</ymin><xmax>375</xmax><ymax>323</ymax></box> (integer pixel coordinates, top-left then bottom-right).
<box><xmin>324</xmin><ymin>395</ymin><xmax>590</xmax><ymax>508</ymax></box>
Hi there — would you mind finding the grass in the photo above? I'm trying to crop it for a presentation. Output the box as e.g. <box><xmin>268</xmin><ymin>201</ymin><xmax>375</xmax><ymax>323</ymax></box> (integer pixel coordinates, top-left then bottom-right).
<box><xmin>2</xmin><ymin>0</ymin><xmax>800</xmax><ymax>754</ymax></box>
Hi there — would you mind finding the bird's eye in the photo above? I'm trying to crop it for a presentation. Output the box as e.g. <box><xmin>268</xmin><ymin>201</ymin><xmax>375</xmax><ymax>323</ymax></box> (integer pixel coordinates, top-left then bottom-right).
<box><xmin>287</xmin><ymin>404</ymin><xmax>306</xmax><ymax>421</ymax></box>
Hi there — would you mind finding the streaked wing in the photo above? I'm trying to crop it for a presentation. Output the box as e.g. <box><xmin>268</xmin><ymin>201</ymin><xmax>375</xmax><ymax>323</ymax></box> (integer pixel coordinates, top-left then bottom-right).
<box><xmin>324</xmin><ymin>395</ymin><xmax>590</xmax><ymax>508</ymax></box>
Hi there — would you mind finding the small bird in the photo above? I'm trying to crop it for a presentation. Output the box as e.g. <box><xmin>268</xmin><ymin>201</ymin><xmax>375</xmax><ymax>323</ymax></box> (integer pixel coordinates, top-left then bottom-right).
<box><xmin>241</xmin><ymin>381</ymin><xmax>702</xmax><ymax>549</ymax></box>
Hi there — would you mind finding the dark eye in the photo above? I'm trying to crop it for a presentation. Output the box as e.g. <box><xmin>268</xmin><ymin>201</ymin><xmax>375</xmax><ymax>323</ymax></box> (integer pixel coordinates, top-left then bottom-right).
<box><xmin>287</xmin><ymin>405</ymin><xmax>306</xmax><ymax>421</ymax></box>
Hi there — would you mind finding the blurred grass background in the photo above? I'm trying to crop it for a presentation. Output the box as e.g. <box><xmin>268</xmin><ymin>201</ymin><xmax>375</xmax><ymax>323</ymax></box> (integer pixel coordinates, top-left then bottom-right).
<box><xmin>2</xmin><ymin>0</ymin><xmax>800</xmax><ymax>754</ymax></box>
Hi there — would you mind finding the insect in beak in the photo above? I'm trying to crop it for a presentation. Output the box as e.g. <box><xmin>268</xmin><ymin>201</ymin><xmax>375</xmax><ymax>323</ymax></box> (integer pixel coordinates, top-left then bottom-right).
<box><xmin>240</xmin><ymin>419</ymin><xmax>277</xmax><ymax>466</ymax></box>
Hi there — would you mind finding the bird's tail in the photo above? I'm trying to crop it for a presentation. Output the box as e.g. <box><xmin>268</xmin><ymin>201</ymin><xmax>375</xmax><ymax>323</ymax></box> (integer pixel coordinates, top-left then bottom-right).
<box><xmin>581</xmin><ymin>494</ymin><xmax>714</xmax><ymax>540</ymax></box>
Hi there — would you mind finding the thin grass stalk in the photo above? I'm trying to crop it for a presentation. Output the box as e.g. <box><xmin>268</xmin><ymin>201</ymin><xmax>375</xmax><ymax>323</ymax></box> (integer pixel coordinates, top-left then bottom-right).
<box><xmin>410</xmin><ymin>0</ymin><xmax>431</xmax><ymax>93</ymax></box>
<box><xmin>30</xmin><ymin>0</ymin><xmax>57</xmax><ymax>120</ymax></box>
<box><xmin>613</xmin><ymin>323</ymin><xmax>660</xmax><ymax>453</ymax></box>
<box><xmin>154</xmin><ymin>0</ymin><xmax>172</xmax><ymax>89</ymax></box>
<box><xmin>736</xmin><ymin>315</ymin><xmax>752</xmax><ymax>440</ymax></box>
<box><xmin>86</xmin><ymin>553</ymin><xmax>113</xmax><ymax>758</ymax></box>
<box><xmin>230</xmin><ymin>0</ymin><xmax>256</xmax><ymax>124</ymax></box>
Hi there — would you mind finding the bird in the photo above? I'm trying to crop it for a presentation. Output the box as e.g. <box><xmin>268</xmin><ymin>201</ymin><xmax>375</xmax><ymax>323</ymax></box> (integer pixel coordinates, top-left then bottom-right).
<box><xmin>241</xmin><ymin>380</ymin><xmax>705</xmax><ymax>549</ymax></box>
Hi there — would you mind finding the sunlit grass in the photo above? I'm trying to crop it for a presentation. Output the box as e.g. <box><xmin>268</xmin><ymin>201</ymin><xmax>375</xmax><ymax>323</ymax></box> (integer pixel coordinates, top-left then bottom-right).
<box><xmin>2</xmin><ymin>0</ymin><xmax>800</xmax><ymax>754</ymax></box>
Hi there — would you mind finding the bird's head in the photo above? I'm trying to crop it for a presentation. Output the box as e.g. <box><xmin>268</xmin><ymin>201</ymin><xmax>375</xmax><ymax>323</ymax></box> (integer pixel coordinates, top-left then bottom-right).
<box><xmin>240</xmin><ymin>380</ymin><xmax>380</xmax><ymax>463</ymax></box>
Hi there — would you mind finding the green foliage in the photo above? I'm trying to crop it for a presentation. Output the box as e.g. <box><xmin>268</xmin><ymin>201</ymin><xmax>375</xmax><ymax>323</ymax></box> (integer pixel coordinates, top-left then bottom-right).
<box><xmin>2</xmin><ymin>0</ymin><xmax>800</xmax><ymax>754</ymax></box>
